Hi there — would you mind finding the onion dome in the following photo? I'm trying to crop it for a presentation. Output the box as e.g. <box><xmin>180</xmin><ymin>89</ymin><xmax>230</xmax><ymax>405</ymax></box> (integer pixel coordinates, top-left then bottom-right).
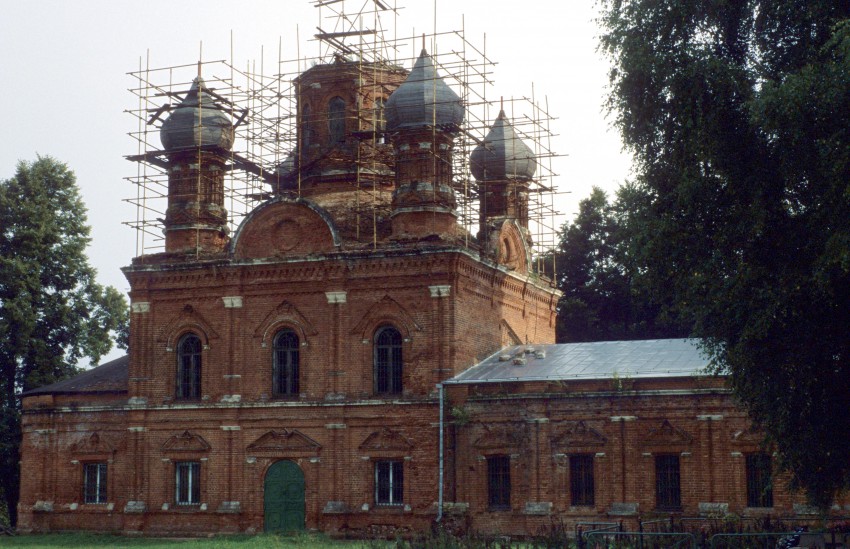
<box><xmin>470</xmin><ymin>110</ymin><xmax>536</xmax><ymax>181</ymax></box>
<box><xmin>385</xmin><ymin>49</ymin><xmax>464</xmax><ymax>131</ymax></box>
<box><xmin>160</xmin><ymin>77</ymin><xmax>234</xmax><ymax>152</ymax></box>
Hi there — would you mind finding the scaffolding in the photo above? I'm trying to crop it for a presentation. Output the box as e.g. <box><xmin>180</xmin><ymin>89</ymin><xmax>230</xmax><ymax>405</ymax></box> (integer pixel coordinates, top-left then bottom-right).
<box><xmin>125</xmin><ymin>0</ymin><xmax>563</xmax><ymax>277</ymax></box>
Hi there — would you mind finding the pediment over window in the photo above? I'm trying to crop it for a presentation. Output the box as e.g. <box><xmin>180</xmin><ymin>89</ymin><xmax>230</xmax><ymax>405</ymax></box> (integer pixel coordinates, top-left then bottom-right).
<box><xmin>70</xmin><ymin>432</ymin><xmax>115</xmax><ymax>456</ymax></box>
<box><xmin>641</xmin><ymin>420</ymin><xmax>692</xmax><ymax>447</ymax></box>
<box><xmin>552</xmin><ymin>421</ymin><xmax>607</xmax><ymax>448</ymax></box>
<box><xmin>161</xmin><ymin>431</ymin><xmax>211</xmax><ymax>454</ymax></box>
<box><xmin>351</xmin><ymin>295</ymin><xmax>421</xmax><ymax>339</ymax></box>
<box><xmin>247</xmin><ymin>430</ymin><xmax>321</xmax><ymax>456</ymax></box>
<box><xmin>473</xmin><ymin>425</ymin><xmax>527</xmax><ymax>450</ymax></box>
<box><xmin>157</xmin><ymin>304</ymin><xmax>220</xmax><ymax>349</ymax></box>
<box><xmin>731</xmin><ymin>427</ymin><xmax>766</xmax><ymax>446</ymax></box>
<box><xmin>359</xmin><ymin>428</ymin><xmax>413</xmax><ymax>453</ymax></box>
<box><xmin>254</xmin><ymin>300</ymin><xmax>319</xmax><ymax>345</ymax></box>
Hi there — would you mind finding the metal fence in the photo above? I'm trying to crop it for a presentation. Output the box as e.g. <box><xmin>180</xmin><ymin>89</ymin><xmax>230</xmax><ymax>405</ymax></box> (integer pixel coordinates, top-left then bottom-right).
<box><xmin>577</xmin><ymin>516</ymin><xmax>850</xmax><ymax>549</ymax></box>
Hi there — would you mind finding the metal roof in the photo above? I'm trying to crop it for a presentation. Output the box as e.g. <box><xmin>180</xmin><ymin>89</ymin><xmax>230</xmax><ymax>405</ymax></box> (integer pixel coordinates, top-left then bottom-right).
<box><xmin>384</xmin><ymin>49</ymin><xmax>464</xmax><ymax>131</ymax></box>
<box><xmin>160</xmin><ymin>76</ymin><xmax>235</xmax><ymax>152</ymax></box>
<box><xmin>446</xmin><ymin>339</ymin><xmax>708</xmax><ymax>384</ymax></box>
<box><xmin>22</xmin><ymin>355</ymin><xmax>129</xmax><ymax>396</ymax></box>
<box><xmin>470</xmin><ymin>109</ymin><xmax>537</xmax><ymax>182</ymax></box>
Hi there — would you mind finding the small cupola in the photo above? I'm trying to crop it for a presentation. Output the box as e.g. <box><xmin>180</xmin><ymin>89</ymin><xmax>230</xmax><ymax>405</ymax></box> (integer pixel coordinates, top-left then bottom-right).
<box><xmin>159</xmin><ymin>75</ymin><xmax>233</xmax><ymax>255</ymax></box>
<box><xmin>470</xmin><ymin>109</ymin><xmax>536</xmax><ymax>182</ymax></box>
<box><xmin>160</xmin><ymin>76</ymin><xmax>234</xmax><ymax>152</ymax></box>
<box><xmin>473</xmin><ymin>109</ymin><xmax>536</xmax><ymax>233</ymax></box>
<box><xmin>385</xmin><ymin>49</ymin><xmax>464</xmax><ymax>131</ymax></box>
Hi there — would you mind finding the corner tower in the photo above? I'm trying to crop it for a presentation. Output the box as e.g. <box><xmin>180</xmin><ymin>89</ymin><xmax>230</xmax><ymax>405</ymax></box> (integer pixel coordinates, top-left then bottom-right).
<box><xmin>470</xmin><ymin>109</ymin><xmax>536</xmax><ymax>233</ymax></box>
<box><xmin>385</xmin><ymin>49</ymin><xmax>464</xmax><ymax>239</ymax></box>
<box><xmin>159</xmin><ymin>76</ymin><xmax>234</xmax><ymax>254</ymax></box>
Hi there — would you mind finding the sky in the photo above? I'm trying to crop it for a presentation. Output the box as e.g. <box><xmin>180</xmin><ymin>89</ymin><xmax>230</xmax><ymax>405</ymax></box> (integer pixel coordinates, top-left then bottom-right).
<box><xmin>0</xmin><ymin>1</ymin><xmax>632</xmax><ymax>364</ymax></box>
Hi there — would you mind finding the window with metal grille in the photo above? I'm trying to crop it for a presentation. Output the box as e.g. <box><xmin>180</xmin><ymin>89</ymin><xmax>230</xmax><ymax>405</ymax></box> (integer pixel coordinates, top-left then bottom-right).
<box><xmin>375</xmin><ymin>460</ymin><xmax>403</xmax><ymax>505</ymax></box>
<box><xmin>570</xmin><ymin>454</ymin><xmax>595</xmax><ymax>506</ymax></box>
<box><xmin>328</xmin><ymin>96</ymin><xmax>346</xmax><ymax>143</ymax></box>
<box><xmin>746</xmin><ymin>453</ymin><xmax>773</xmax><ymax>507</ymax></box>
<box><xmin>83</xmin><ymin>462</ymin><xmax>107</xmax><ymax>504</ymax></box>
<box><xmin>374</xmin><ymin>326</ymin><xmax>402</xmax><ymax>394</ymax></box>
<box><xmin>176</xmin><ymin>334</ymin><xmax>201</xmax><ymax>399</ymax></box>
<box><xmin>487</xmin><ymin>455</ymin><xmax>511</xmax><ymax>510</ymax></box>
<box><xmin>273</xmin><ymin>329</ymin><xmax>300</xmax><ymax>397</ymax></box>
<box><xmin>175</xmin><ymin>461</ymin><xmax>200</xmax><ymax>505</ymax></box>
<box><xmin>655</xmin><ymin>454</ymin><xmax>681</xmax><ymax>510</ymax></box>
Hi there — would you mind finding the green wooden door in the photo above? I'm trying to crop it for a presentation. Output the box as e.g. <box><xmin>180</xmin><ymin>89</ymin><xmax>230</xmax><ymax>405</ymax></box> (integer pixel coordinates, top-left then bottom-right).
<box><xmin>264</xmin><ymin>460</ymin><xmax>305</xmax><ymax>533</ymax></box>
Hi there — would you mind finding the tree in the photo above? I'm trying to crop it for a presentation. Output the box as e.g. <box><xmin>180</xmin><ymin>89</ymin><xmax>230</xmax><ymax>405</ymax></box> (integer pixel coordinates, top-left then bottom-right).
<box><xmin>0</xmin><ymin>157</ymin><xmax>128</xmax><ymax>526</ymax></box>
<box><xmin>555</xmin><ymin>186</ymin><xmax>686</xmax><ymax>342</ymax></box>
<box><xmin>599</xmin><ymin>0</ymin><xmax>850</xmax><ymax>507</ymax></box>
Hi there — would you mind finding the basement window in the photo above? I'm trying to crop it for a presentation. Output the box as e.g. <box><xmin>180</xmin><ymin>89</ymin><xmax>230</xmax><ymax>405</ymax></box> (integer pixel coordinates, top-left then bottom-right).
<box><xmin>375</xmin><ymin>460</ymin><xmax>403</xmax><ymax>506</ymax></box>
<box><xmin>175</xmin><ymin>461</ymin><xmax>201</xmax><ymax>506</ymax></box>
<box><xmin>83</xmin><ymin>462</ymin><xmax>107</xmax><ymax>504</ymax></box>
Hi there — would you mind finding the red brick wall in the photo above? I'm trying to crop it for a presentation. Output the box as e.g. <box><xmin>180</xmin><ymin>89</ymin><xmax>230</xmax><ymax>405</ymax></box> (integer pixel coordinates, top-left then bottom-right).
<box><xmin>445</xmin><ymin>380</ymin><xmax>813</xmax><ymax>535</ymax></box>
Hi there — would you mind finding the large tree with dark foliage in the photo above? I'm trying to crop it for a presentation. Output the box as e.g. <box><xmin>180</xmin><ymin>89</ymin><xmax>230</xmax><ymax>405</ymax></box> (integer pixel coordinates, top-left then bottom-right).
<box><xmin>0</xmin><ymin>157</ymin><xmax>128</xmax><ymax>526</ymax></box>
<box><xmin>599</xmin><ymin>0</ymin><xmax>850</xmax><ymax>507</ymax></box>
<box><xmin>555</xmin><ymin>186</ymin><xmax>685</xmax><ymax>342</ymax></box>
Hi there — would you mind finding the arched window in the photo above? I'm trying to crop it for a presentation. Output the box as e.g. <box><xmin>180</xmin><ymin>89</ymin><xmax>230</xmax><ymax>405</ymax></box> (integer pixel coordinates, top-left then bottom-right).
<box><xmin>374</xmin><ymin>325</ymin><xmax>402</xmax><ymax>394</ymax></box>
<box><xmin>328</xmin><ymin>96</ymin><xmax>346</xmax><ymax>143</ymax></box>
<box><xmin>273</xmin><ymin>329</ymin><xmax>300</xmax><ymax>397</ymax></box>
<box><xmin>373</xmin><ymin>97</ymin><xmax>386</xmax><ymax>143</ymax></box>
<box><xmin>177</xmin><ymin>334</ymin><xmax>202</xmax><ymax>399</ymax></box>
<box><xmin>301</xmin><ymin>104</ymin><xmax>314</xmax><ymax>149</ymax></box>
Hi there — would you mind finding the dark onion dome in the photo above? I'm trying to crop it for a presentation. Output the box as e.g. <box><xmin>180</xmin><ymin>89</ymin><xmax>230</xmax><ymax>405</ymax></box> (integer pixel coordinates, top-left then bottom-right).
<box><xmin>385</xmin><ymin>49</ymin><xmax>464</xmax><ymax>131</ymax></box>
<box><xmin>160</xmin><ymin>76</ymin><xmax>234</xmax><ymax>152</ymax></box>
<box><xmin>470</xmin><ymin>110</ymin><xmax>537</xmax><ymax>181</ymax></box>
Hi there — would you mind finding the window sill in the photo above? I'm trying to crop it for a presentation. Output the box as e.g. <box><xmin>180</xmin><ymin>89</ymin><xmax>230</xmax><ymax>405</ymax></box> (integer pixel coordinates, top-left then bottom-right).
<box><xmin>488</xmin><ymin>506</ymin><xmax>511</xmax><ymax>512</ymax></box>
<box><xmin>365</xmin><ymin>504</ymin><xmax>412</xmax><ymax>514</ymax></box>
<box><xmin>172</xmin><ymin>504</ymin><xmax>204</xmax><ymax>510</ymax></box>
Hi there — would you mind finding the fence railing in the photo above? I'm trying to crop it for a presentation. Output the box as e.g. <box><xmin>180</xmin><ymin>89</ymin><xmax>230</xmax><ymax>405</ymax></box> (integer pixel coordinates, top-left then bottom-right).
<box><xmin>576</xmin><ymin>516</ymin><xmax>850</xmax><ymax>549</ymax></box>
<box><xmin>585</xmin><ymin>530</ymin><xmax>696</xmax><ymax>549</ymax></box>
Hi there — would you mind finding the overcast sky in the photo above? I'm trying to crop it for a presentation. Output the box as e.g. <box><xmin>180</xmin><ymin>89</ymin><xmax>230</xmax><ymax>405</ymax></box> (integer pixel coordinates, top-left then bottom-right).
<box><xmin>0</xmin><ymin>1</ymin><xmax>631</xmax><ymax>364</ymax></box>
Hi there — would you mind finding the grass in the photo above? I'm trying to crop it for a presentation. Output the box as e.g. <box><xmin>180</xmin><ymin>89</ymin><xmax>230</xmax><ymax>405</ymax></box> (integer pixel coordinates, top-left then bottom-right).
<box><xmin>0</xmin><ymin>532</ymin><xmax>372</xmax><ymax>549</ymax></box>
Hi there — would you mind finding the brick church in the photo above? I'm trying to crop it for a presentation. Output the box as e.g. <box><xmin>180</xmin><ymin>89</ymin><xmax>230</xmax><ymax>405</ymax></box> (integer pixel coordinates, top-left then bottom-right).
<box><xmin>17</xmin><ymin>29</ymin><xmax>820</xmax><ymax>537</ymax></box>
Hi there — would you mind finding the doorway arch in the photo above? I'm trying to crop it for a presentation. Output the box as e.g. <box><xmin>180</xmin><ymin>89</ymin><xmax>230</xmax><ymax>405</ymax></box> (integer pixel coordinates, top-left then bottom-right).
<box><xmin>263</xmin><ymin>460</ymin><xmax>305</xmax><ymax>532</ymax></box>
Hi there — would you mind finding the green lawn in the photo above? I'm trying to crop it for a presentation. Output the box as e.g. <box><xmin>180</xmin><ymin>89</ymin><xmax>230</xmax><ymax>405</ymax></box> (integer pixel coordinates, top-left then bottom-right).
<box><xmin>0</xmin><ymin>532</ymin><xmax>377</xmax><ymax>549</ymax></box>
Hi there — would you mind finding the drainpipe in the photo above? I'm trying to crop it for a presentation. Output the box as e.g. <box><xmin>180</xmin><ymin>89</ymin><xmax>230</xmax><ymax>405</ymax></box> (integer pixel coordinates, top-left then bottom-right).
<box><xmin>437</xmin><ymin>382</ymin><xmax>444</xmax><ymax>523</ymax></box>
